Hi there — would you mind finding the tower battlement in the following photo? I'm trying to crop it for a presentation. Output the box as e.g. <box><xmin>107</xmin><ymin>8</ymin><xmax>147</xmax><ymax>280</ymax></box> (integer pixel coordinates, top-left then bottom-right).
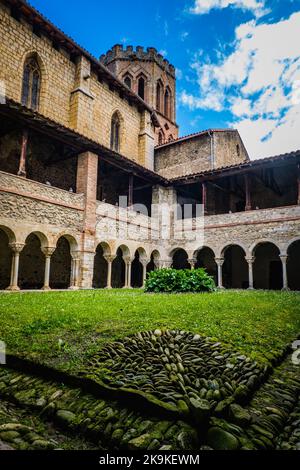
<box><xmin>100</xmin><ymin>45</ymin><xmax>176</xmax><ymax>78</ymax></box>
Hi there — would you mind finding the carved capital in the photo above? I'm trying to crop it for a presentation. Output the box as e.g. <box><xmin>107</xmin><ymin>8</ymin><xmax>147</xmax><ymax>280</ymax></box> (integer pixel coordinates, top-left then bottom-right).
<box><xmin>215</xmin><ymin>257</ymin><xmax>224</xmax><ymax>267</ymax></box>
<box><xmin>246</xmin><ymin>257</ymin><xmax>255</xmax><ymax>265</ymax></box>
<box><xmin>71</xmin><ymin>251</ymin><xmax>81</xmax><ymax>261</ymax></box>
<box><xmin>123</xmin><ymin>256</ymin><xmax>132</xmax><ymax>265</ymax></box>
<box><xmin>42</xmin><ymin>247</ymin><xmax>56</xmax><ymax>257</ymax></box>
<box><xmin>104</xmin><ymin>255</ymin><xmax>116</xmax><ymax>264</ymax></box>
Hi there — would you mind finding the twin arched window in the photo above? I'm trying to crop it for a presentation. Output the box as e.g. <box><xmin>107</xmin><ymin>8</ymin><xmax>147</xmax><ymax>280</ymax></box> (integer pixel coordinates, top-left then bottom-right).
<box><xmin>21</xmin><ymin>56</ymin><xmax>41</xmax><ymax>111</ymax></box>
<box><xmin>110</xmin><ymin>112</ymin><xmax>121</xmax><ymax>152</ymax></box>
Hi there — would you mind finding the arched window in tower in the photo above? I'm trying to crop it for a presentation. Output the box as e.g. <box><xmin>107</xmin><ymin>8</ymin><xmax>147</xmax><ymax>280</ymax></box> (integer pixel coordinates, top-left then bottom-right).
<box><xmin>164</xmin><ymin>87</ymin><xmax>171</xmax><ymax>120</ymax></box>
<box><xmin>156</xmin><ymin>81</ymin><xmax>162</xmax><ymax>112</ymax></box>
<box><xmin>124</xmin><ymin>76</ymin><xmax>132</xmax><ymax>89</ymax></box>
<box><xmin>21</xmin><ymin>56</ymin><xmax>41</xmax><ymax>111</ymax></box>
<box><xmin>110</xmin><ymin>112</ymin><xmax>121</xmax><ymax>152</ymax></box>
<box><xmin>168</xmin><ymin>135</ymin><xmax>174</xmax><ymax>142</ymax></box>
<box><xmin>138</xmin><ymin>76</ymin><xmax>145</xmax><ymax>100</ymax></box>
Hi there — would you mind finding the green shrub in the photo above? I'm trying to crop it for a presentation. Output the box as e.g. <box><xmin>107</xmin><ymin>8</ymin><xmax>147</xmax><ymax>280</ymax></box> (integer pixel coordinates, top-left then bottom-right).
<box><xmin>145</xmin><ymin>268</ymin><xmax>216</xmax><ymax>293</ymax></box>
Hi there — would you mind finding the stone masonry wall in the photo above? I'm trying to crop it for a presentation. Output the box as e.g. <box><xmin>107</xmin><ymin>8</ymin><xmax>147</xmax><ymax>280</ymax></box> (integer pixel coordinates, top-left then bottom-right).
<box><xmin>0</xmin><ymin>2</ymin><xmax>151</xmax><ymax>167</ymax></box>
<box><xmin>155</xmin><ymin>134</ymin><xmax>212</xmax><ymax>179</ymax></box>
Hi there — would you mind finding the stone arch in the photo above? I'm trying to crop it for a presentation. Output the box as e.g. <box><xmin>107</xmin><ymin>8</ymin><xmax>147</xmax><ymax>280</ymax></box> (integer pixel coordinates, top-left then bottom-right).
<box><xmin>19</xmin><ymin>232</ymin><xmax>46</xmax><ymax>289</ymax></box>
<box><xmin>171</xmin><ymin>248</ymin><xmax>190</xmax><ymax>270</ymax></box>
<box><xmin>0</xmin><ymin>226</ymin><xmax>15</xmax><ymax>289</ymax></box>
<box><xmin>93</xmin><ymin>242</ymin><xmax>111</xmax><ymax>289</ymax></box>
<box><xmin>50</xmin><ymin>235</ymin><xmax>74</xmax><ymax>289</ymax></box>
<box><xmin>287</xmin><ymin>239</ymin><xmax>300</xmax><ymax>291</ymax></box>
<box><xmin>222</xmin><ymin>244</ymin><xmax>248</xmax><ymax>289</ymax></box>
<box><xmin>253</xmin><ymin>241</ymin><xmax>282</xmax><ymax>290</ymax></box>
<box><xmin>194</xmin><ymin>246</ymin><xmax>217</xmax><ymax>283</ymax></box>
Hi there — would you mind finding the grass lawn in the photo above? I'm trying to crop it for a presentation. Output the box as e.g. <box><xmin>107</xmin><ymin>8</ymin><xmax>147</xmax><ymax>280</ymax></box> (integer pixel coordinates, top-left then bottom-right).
<box><xmin>0</xmin><ymin>289</ymin><xmax>299</xmax><ymax>374</ymax></box>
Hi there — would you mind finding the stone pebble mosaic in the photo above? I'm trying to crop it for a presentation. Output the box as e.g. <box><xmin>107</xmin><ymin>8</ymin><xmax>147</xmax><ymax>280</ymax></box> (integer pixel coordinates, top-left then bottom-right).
<box><xmin>0</xmin><ymin>330</ymin><xmax>299</xmax><ymax>451</ymax></box>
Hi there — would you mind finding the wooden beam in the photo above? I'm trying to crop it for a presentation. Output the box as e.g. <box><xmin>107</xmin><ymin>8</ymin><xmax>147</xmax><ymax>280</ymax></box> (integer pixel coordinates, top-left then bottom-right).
<box><xmin>244</xmin><ymin>173</ymin><xmax>252</xmax><ymax>211</ymax></box>
<box><xmin>17</xmin><ymin>129</ymin><xmax>28</xmax><ymax>177</ymax></box>
<box><xmin>128</xmin><ymin>174</ymin><xmax>133</xmax><ymax>207</ymax></box>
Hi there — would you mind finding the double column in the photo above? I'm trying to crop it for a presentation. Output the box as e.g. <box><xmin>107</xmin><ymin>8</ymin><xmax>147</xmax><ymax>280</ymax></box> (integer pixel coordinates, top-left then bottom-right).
<box><xmin>123</xmin><ymin>256</ymin><xmax>132</xmax><ymax>288</ymax></box>
<box><xmin>41</xmin><ymin>247</ymin><xmax>56</xmax><ymax>290</ymax></box>
<box><xmin>7</xmin><ymin>243</ymin><xmax>24</xmax><ymax>291</ymax></box>
<box><xmin>70</xmin><ymin>252</ymin><xmax>81</xmax><ymax>290</ymax></box>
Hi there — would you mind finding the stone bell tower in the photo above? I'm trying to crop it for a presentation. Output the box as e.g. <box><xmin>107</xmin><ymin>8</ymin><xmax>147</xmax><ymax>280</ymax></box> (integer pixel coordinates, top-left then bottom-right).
<box><xmin>100</xmin><ymin>45</ymin><xmax>179</xmax><ymax>146</ymax></box>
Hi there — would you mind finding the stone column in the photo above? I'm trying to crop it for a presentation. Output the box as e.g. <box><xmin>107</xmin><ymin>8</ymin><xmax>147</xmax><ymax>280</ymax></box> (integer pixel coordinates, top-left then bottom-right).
<box><xmin>7</xmin><ymin>243</ymin><xmax>24</xmax><ymax>291</ymax></box>
<box><xmin>280</xmin><ymin>255</ymin><xmax>289</xmax><ymax>291</ymax></box>
<box><xmin>246</xmin><ymin>257</ymin><xmax>255</xmax><ymax>290</ymax></box>
<box><xmin>70</xmin><ymin>252</ymin><xmax>81</xmax><ymax>290</ymax></box>
<box><xmin>104</xmin><ymin>255</ymin><xmax>115</xmax><ymax>289</ymax></box>
<box><xmin>42</xmin><ymin>247</ymin><xmax>55</xmax><ymax>291</ymax></box>
<box><xmin>123</xmin><ymin>257</ymin><xmax>132</xmax><ymax>288</ymax></box>
<box><xmin>215</xmin><ymin>258</ymin><xmax>225</xmax><ymax>289</ymax></box>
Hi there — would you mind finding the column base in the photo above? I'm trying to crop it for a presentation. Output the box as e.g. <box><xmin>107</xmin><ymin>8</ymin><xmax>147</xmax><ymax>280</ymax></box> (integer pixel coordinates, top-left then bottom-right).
<box><xmin>217</xmin><ymin>286</ymin><xmax>225</xmax><ymax>290</ymax></box>
<box><xmin>247</xmin><ymin>287</ymin><xmax>255</xmax><ymax>290</ymax></box>
<box><xmin>6</xmin><ymin>286</ymin><xmax>20</xmax><ymax>292</ymax></box>
<box><xmin>41</xmin><ymin>286</ymin><xmax>51</xmax><ymax>291</ymax></box>
<box><xmin>105</xmin><ymin>286</ymin><xmax>113</xmax><ymax>290</ymax></box>
<box><xmin>281</xmin><ymin>287</ymin><xmax>290</xmax><ymax>292</ymax></box>
<box><xmin>69</xmin><ymin>286</ymin><xmax>80</xmax><ymax>291</ymax></box>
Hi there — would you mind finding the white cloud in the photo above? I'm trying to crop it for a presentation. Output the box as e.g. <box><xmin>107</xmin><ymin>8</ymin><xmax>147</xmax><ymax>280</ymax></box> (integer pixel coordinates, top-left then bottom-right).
<box><xmin>180</xmin><ymin>31</ymin><xmax>189</xmax><ymax>41</ymax></box>
<box><xmin>180</xmin><ymin>11</ymin><xmax>300</xmax><ymax>158</ymax></box>
<box><xmin>190</xmin><ymin>0</ymin><xmax>268</xmax><ymax>18</ymax></box>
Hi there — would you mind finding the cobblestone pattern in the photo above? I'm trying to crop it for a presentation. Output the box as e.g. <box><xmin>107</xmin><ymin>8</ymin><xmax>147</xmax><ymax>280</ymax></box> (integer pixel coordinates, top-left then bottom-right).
<box><xmin>0</xmin><ymin>366</ymin><xmax>199</xmax><ymax>451</ymax></box>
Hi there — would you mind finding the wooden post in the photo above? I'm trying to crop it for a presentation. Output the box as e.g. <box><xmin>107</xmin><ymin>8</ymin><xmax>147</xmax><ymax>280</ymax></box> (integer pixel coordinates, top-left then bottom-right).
<box><xmin>128</xmin><ymin>174</ymin><xmax>133</xmax><ymax>207</ymax></box>
<box><xmin>297</xmin><ymin>164</ymin><xmax>300</xmax><ymax>205</ymax></box>
<box><xmin>244</xmin><ymin>173</ymin><xmax>252</xmax><ymax>211</ymax></box>
<box><xmin>18</xmin><ymin>129</ymin><xmax>28</xmax><ymax>177</ymax></box>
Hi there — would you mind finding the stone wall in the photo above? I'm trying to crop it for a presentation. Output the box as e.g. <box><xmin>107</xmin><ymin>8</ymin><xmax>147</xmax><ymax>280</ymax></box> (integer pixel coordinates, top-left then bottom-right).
<box><xmin>0</xmin><ymin>2</ymin><xmax>153</xmax><ymax>167</ymax></box>
<box><xmin>155</xmin><ymin>130</ymin><xmax>249</xmax><ymax>179</ymax></box>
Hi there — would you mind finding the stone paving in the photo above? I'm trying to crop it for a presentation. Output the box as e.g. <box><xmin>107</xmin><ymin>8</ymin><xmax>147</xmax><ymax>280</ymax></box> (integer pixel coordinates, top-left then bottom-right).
<box><xmin>0</xmin><ymin>331</ymin><xmax>299</xmax><ymax>451</ymax></box>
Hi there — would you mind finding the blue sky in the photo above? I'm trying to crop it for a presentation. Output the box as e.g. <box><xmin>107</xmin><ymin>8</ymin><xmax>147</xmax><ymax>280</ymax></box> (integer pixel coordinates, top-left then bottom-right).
<box><xmin>28</xmin><ymin>0</ymin><xmax>300</xmax><ymax>159</ymax></box>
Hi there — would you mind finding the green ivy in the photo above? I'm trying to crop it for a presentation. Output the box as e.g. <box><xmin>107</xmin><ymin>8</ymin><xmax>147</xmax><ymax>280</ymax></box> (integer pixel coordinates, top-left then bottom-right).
<box><xmin>145</xmin><ymin>268</ymin><xmax>216</xmax><ymax>293</ymax></box>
